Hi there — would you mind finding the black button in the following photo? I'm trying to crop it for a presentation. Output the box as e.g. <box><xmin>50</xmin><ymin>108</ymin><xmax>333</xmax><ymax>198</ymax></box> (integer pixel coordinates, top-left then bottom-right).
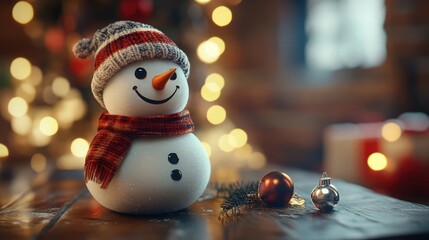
<box><xmin>168</xmin><ymin>153</ymin><xmax>179</xmax><ymax>164</ymax></box>
<box><xmin>171</xmin><ymin>169</ymin><xmax>182</xmax><ymax>181</ymax></box>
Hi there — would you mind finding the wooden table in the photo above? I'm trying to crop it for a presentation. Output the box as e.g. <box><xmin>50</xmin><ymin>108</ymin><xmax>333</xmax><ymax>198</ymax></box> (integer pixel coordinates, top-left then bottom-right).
<box><xmin>1</xmin><ymin>165</ymin><xmax>429</xmax><ymax>240</ymax></box>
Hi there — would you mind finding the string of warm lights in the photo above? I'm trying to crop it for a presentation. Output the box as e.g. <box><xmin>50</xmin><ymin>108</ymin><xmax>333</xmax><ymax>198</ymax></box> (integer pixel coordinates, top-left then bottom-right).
<box><xmin>193</xmin><ymin>0</ymin><xmax>267</xmax><ymax>170</ymax></box>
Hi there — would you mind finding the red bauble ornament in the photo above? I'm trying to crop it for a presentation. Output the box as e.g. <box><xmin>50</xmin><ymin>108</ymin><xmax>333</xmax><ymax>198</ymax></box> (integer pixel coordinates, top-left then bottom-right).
<box><xmin>258</xmin><ymin>171</ymin><xmax>294</xmax><ymax>207</ymax></box>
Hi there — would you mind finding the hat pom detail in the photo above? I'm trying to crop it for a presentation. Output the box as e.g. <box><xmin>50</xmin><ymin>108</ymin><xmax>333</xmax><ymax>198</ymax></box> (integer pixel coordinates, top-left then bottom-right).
<box><xmin>73</xmin><ymin>38</ymin><xmax>95</xmax><ymax>59</ymax></box>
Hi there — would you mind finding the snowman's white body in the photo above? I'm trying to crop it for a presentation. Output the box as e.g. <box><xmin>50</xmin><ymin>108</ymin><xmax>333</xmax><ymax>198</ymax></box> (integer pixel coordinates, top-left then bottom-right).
<box><xmin>86</xmin><ymin>60</ymin><xmax>211</xmax><ymax>214</ymax></box>
<box><xmin>86</xmin><ymin>134</ymin><xmax>210</xmax><ymax>214</ymax></box>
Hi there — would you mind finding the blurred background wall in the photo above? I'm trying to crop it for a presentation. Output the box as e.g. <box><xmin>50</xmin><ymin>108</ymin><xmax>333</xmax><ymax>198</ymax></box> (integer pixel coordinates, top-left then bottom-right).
<box><xmin>0</xmin><ymin>0</ymin><xmax>428</xmax><ymax>202</ymax></box>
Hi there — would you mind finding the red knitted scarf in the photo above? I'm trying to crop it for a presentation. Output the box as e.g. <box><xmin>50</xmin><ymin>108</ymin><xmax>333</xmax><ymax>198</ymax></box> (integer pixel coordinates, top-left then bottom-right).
<box><xmin>85</xmin><ymin>110</ymin><xmax>194</xmax><ymax>189</ymax></box>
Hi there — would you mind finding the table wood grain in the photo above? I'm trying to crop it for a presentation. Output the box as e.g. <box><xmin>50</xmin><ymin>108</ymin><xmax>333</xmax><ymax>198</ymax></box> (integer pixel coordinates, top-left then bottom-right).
<box><xmin>1</xmin><ymin>165</ymin><xmax>429</xmax><ymax>240</ymax></box>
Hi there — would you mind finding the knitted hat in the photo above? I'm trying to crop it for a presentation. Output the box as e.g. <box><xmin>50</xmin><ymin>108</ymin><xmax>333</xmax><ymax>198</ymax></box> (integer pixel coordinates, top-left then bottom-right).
<box><xmin>73</xmin><ymin>21</ymin><xmax>190</xmax><ymax>108</ymax></box>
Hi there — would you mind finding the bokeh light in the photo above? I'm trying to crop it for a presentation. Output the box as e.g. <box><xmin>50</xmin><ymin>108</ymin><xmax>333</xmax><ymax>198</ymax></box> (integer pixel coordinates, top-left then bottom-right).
<box><xmin>30</xmin><ymin>153</ymin><xmax>47</xmax><ymax>173</ymax></box>
<box><xmin>52</xmin><ymin>77</ymin><xmax>71</xmax><ymax>97</ymax></box>
<box><xmin>212</xmin><ymin>6</ymin><xmax>232</xmax><ymax>27</ymax></box>
<box><xmin>218</xmin><ymin>134</ymin><xmax>235</xmax><ymax>152</ymax></box>
<box><xmin>11</xmin><ymin>115</ymin><xmax>32</xmax><ymax>135</ymax></box>
<box><xmin>229</xmin><ymin>128</ymin><xmax>248</xmax><ymax>148</ymax></box>
<box><xmin>381</xmin><ymin>122</ymin><xmax>402</xmax><ymax>142</ymax></box>
<box><xmin>205</xmin><ymin>73</ymin><xmax>225</xmax><ymax>89</ymax></box>
<box><xmin>71</xmin><ymin>138</ymin><xmax>89</xmax><ymax>158</ymax></box>
<box><xmin>208</xmin><ymin>36</ymin><xmax>225</xmax><ymax>54</ymax></box>
<box><xmin>0</xmin><ymin>143</ymin><xmax>9</xmax><ymax>158</ymax></box>
<box><xmin>8</xmin><ymin>97</ymin><xmax>28</xmax><ymax>117</ymax></box>
<box><xmin>10</xmin><ymin>57</ymin><xmax>32</xmax><ymax>80</ymax></box>
<box><xmin>12</xmin><ymin>1</ymin><xmax>34</xmax><ymax>24</ymax></box>
<box><xmin>207</xmin><ymin>105</ymin><xmax>226</xmax><ymax>125</ymax></box>
<box><xmin>197</xmin><ymin>39</ymin><xmax>222</xmax><ymax>64</ymax></box>
<box><xmin>201</xmin><ymin>82</ymin><xmax>221</xmax><ymax>102</ymax></box>
<box><xmin>195</xmin><ymin>0</ymin><xmax>211</xmax><ymax>4</ymax></box>
<box><xmin>367</xmin><ymin>152</ymin><xmax>388</xmax><ymax>171</ymax></box>
<box><xmin>39</xmin><ymin>116</ymin><xmax>59</xmax><ymax>136</ymax></box>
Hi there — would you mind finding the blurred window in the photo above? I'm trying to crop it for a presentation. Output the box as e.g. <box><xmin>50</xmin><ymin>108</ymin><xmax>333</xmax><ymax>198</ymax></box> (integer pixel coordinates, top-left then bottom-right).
<box><xmin>306</xmin><ymin>0</ymin><xmax>386</xmax><ymax>70</ymax></box>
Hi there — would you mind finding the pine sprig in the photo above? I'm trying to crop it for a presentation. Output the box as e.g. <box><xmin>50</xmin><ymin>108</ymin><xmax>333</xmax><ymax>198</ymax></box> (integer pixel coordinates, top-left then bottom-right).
<box><xmin>214</xmin><ymin>181</ymin><xmax>259</xmax><ymax>197</ymax></box>
<box><xmin>214</xmin><ymin>181</ymin><xmax>261</xmax><ymax>222</ymax></box>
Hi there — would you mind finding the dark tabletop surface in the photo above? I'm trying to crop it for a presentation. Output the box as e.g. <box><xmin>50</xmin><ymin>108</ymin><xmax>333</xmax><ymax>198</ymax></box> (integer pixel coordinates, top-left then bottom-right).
<box><xmin>1</xmin><ymin>164</ymin><xmax>429</xmax><ymax>240</ymax></box>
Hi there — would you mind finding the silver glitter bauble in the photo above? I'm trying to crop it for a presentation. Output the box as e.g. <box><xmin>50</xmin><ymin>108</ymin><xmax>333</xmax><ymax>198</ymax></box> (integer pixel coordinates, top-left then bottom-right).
<box><xmin>311</xmin><ymin>172</ymin><xmax>339</xmax><ymax>212</ymax></box>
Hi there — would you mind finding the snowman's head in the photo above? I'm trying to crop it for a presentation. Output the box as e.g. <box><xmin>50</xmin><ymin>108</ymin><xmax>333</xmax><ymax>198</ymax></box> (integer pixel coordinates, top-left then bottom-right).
<box><xmin>72</xmin><ymin>21</ymin><xmax>190</xmax><ymax>112</ymax></box>
<box><xmin>102</xmin><ymin>60</ymin><xmax>189</xmax><ymax>116</ymax></box>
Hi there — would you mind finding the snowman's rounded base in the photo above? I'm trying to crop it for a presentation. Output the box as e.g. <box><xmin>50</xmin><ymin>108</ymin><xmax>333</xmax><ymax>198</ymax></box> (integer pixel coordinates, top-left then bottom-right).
<box><xmin>87</xmin><ymin>181</ymin><xmax>200</xmax><ymax>215</ymax></box>
<box><xmin>86</xmin><ymin>134</ymin><xmax>211</xmax><ymax>215</ymax></box>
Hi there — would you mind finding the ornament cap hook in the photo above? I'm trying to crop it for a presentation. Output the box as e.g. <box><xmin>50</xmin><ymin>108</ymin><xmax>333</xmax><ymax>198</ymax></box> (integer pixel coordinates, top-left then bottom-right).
<box><xmin>319</xmin><ymin>172</ymin><xmax>331</xmax><ymax>186</ymax></box>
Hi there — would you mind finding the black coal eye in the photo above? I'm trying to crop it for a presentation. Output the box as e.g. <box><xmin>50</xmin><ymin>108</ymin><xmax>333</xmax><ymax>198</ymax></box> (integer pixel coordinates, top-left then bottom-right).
<box><xmin>170</xmin><ymin>72</ymin><xmax>177</xmax><ymax>80</ymax></box>
<box><xmin>134</xmin><ymin>67</ymin><xmax>147</xmax><ymax>80</ymax></box>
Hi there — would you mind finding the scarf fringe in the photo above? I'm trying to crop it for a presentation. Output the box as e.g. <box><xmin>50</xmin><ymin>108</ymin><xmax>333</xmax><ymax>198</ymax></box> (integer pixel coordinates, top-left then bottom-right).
<box><xmin>84</xmin><ymin>161</ymin><xmax>117</xmax><ymax>189</ymax></box>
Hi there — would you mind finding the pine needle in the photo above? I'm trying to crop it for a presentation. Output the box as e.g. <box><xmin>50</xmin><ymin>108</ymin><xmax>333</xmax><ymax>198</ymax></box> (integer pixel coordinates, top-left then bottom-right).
<box><xmin>214</xmin><ymin>181</ymin><xmax>261</xmax><ymax>222</ymax></box>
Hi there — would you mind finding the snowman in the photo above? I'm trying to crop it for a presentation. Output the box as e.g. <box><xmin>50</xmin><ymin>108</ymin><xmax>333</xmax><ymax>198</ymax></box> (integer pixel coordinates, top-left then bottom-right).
<box><xmin>73</xmin><ymin>21</ymin><xmax>211</xmax><ymax>214</ymax></box>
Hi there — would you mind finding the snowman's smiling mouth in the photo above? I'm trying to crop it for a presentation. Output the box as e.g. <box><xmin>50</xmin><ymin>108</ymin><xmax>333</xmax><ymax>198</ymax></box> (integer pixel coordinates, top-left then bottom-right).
<box><xmin>132</xmin><ymin>85</ymin><xmax>180</xmax><ymax>105</ymax></box>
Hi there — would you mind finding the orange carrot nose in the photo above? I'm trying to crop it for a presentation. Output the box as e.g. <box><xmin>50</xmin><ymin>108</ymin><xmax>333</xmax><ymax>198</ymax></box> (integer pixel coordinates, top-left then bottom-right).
<box><xmin>152</xmin><ymin>68</ymin><xmax>177</xmax><ymax>91</ymax></box>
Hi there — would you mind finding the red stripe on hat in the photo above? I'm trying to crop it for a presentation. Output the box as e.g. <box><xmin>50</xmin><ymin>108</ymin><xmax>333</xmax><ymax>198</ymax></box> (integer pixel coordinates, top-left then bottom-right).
<box><xmin>94</xmin><ymin>30</ymin><xmax>176</xmax><ymax>70</ymax></box>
